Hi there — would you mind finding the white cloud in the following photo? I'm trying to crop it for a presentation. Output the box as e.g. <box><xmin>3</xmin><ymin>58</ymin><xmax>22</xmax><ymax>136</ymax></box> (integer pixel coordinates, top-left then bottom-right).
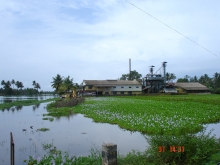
<box><xmin>0</xmin><ymin>0</ymin><xmax>220</xmax><ymax>90</ymax></box>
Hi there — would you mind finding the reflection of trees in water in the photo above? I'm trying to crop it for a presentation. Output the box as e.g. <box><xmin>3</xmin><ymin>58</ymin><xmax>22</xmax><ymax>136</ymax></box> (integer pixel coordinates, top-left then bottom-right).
<box><xmin>3</xmin><ymin>100</ymin><xmax>13</xmax><ymax>103</ymax></box>
<box><xmin>11</xmin><ymin>107</ymin><xmax>15</xmax><ymax>112</ymax></box>
<box><xmin>15</xmin><ymin>105</ymin><xmax>23</xmax><ymax>110</ymax></box>
<box><xmin>32</xmin><ymin>104</ymin><xmax>40</xmax><ymax>111</ymax></box>
<box><xmin>66</xmin><ymin>113</ymin><xmax>77</xmax><ymax>121</ymax></box>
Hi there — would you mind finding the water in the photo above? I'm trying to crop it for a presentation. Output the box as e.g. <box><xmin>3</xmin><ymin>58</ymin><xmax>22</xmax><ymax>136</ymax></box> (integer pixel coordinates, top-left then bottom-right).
<box><xmin>0</xmin><ymin>96</ymin><xmax>219</xmax><ymax>165</ymax></box>
<box><xmin>0</xmin><ymin>102</ymin><xmax>148</xmax><ymax>165</ymax></box>
<box><xmin>0</xmin><ymin>95</ymin><xmax>57</xmax><ymax>103</ymax></box>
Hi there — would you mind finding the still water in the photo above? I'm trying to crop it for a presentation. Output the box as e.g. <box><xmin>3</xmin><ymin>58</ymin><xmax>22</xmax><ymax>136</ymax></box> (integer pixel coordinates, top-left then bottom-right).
<box><xmin>0</xmin><ymin>95</ymin><xmax>57</xmax><ymax>103</ymax></box>
<box><xmin>0</xmin><ymin>100</ymin><xmax>148</xmax><ymax>165</ymax></box>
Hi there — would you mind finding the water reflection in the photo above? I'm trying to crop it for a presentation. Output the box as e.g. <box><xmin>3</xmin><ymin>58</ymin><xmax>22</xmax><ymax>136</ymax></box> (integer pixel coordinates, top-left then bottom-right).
<box><xmin>15</xmin><ymin>105</ymin><xmax>23</xmax><ymax>110</ymax></box>
<box><xmin>0</xmin><ymin>95</ymin><xmax>57</xmax><ymax>104</ymax></box>
<box><xmin>0</xmin><ymin>102</ymin><xmax>148</xmax><ymax>165</ymax></box>
<box><xmin>32</xmin><ymin>104</ymin><xmax>40</xmax><ymax>111</ymax></box>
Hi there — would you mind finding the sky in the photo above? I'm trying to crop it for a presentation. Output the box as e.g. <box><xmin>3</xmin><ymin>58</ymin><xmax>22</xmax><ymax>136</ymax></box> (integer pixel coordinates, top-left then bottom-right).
<box><xmin>0</xmin><ymin>0</ymin><xmax>220</xmax><ymax>91</ymax></box>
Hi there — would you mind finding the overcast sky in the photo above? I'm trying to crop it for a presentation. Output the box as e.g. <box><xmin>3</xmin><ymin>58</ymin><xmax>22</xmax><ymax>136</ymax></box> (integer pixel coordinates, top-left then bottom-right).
<box><xmin>0</xmin><ymin>0</ymin><xmax>220</xmax><ymax>91</ymax></box>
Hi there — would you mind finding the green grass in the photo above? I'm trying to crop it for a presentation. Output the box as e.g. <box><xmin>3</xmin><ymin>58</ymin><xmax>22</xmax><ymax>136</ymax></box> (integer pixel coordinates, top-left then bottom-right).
<box><xmin>24</xmin><ymin>130</ymin><xmax>220</xmax><ymax>165</ymax></box>
<box><xmin>70</xmin><ymin>94</ymin><xmax>220</xmax><ymax>135</ymax></box>
<box><xmin>45</xmin><ymin>98</ymin><xmax>84</xmax><ymax>117</ymax></box>
<box><xmin>0</xmin><ymin>98</ymin><xmax>59</xmax><ymax>110</ymax></box>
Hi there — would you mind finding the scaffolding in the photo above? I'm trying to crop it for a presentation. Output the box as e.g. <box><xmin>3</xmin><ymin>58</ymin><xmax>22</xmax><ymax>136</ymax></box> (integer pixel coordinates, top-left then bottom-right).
<box><xmin>142</xmin><ymin>62</ymin><xmax>167</xmax><ymax>93</ymax></box>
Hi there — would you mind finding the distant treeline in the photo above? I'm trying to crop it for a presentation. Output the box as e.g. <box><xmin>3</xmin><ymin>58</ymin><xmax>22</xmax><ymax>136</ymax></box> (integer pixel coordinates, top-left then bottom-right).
<box><xmin>0</xmin><ymin>79</ymin><xmax>54</xmax><ymax>95</ymax></box>
<box><xmin>177</xmin><ymin>72</ymin><xmax>220</xmax><ymax>94</ymax></box>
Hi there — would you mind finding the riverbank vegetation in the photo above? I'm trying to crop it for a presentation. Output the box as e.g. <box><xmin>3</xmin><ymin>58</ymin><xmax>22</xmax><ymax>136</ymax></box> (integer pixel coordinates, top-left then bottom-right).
<box><xmin>0</xmin><ymin>98</ymin><xmax>58</xmax><ymax>110</ymax></box>
<box><xmin>45</xmin><ymin>98</ymin><xmax>84</xmax><ymax>117</ymax></box>
<box><xmin>24</xmin><ymin>130</ymin><xmax>220</xmax><ymax>164</ymax></box>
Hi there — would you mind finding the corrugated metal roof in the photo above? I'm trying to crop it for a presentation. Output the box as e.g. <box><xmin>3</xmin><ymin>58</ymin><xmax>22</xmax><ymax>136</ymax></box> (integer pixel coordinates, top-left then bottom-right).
<box><xmin>83</xmin><ymin>80</ymin><xmax>141</xmax><ymax>86</ymax></box>
<box><xmin>174</xmin><ymin>82</ymin><xmax>210</xmax><ymax>90</ymax></box>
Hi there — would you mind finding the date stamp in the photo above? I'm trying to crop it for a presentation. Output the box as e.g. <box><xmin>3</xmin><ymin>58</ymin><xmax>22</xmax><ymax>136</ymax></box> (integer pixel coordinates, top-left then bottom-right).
<box><xmin>158</xmin><ymin>146</ymin><xmax>184</xmax><ymax>152</ymax></box>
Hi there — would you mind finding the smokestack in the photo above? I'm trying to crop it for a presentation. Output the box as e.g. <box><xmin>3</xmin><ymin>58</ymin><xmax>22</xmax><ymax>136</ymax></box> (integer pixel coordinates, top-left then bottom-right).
<box><xmin>129</xmin><ymin>58</ymin><xmax>131</xmax><ymax>80</ymax></box>
<box><xmin>162</xmin><ymin>61</ymin><xmax>167</xmax><ymax>89</ymax></box>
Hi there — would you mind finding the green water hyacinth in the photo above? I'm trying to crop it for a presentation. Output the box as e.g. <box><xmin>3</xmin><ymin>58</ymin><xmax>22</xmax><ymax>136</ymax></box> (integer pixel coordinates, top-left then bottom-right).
<box><xmin>70</xmin><ymin>95</ymin><xmax>220</xmax><ymax>135</ymax></box>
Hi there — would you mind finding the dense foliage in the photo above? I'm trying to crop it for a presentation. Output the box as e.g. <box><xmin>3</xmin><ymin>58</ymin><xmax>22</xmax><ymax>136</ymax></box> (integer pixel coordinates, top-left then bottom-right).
<box><xmin>177</xmin><ymin>73</ymin><xmax>220</xmax><ymax>94</ymax></box>
<box><xmin>0</xmin><ymin>79</ymin><xmax>49</xmax><ymax>95</ymax></box>
<box><xmin>119</xmin><ymin>70</ymin><xmax>142</xmax><ymax>80</ymax></box>
<box><xmin>51</xmin><ymin>74</ymin><xmax>78</xmax><ymax>95</ymax></box>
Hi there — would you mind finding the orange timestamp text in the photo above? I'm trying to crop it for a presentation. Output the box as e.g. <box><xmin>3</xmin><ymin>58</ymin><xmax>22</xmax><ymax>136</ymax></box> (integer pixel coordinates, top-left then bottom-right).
<box><xmin>158</xmin><ymin>146</ymin><xmax>184</xmax><ymax>153</ymax></box>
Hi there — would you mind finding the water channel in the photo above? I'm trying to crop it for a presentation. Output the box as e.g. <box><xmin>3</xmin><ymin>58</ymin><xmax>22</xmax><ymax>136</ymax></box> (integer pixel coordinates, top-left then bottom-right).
<box><xmin>0</xmin><ymin>96</ymin><xmax>219</xmax><ymax>165</ymax></box>
<box><xmin>0</xmin><ymin>96</ymin><xmax>149</xmax><ymax>165</ymax></box>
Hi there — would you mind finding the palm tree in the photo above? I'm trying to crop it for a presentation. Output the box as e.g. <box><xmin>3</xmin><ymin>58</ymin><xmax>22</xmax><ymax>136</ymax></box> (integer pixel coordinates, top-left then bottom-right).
<box><xmin>35</xmin><ymin>83</ymin><xmax>41</xmax><ymax>93</ymax></box>
<box><xmin>15</xmin><ymin>81</ymin><xmax>20</xmax><ymax>90</ymax></box>
<box><xmin>166</xmin><ymin>72</ymin><xmax>176</xmax><ymax>83</ymax></box>
<box><xmin>199</xmin><ymin>74</ymin><xmax>212</xmax><ymax>88</ymax></box>
<box><xmin>32</xmin><ymin>81</ymin><xmax>36</xmax><ymax>89</ymax></box>
<box><xmin>51</xmin><ymin>74</ymin><xmax>63</xmax><ymax>93</ymax></box>
<box><xmin>213</xmin><ymin>72</ymin><xmax>220</xmax><ymax>90</ymax></box>
<box><xmin>63</xmin><ymin>76</ymin><xmax>74</xmax><ymax>92</ymax></box>
<box><xmin>19</xmin><ymin>82</ymin><xmax>24</xmax><ymax>90</ymax></box>
<box><xmin>170</xmin><ymin>73</ymin><xmax>176</xmax><ymax>82</ymax></box>
<box><xmin>1</xmin><ymin>80</ymin><xmax>5</xmax><ymax>87</ymax></box>
<box><xmin>11</xmin><ymin>79</ymin><xmax>15</xmax><ymax>89</ymax></box>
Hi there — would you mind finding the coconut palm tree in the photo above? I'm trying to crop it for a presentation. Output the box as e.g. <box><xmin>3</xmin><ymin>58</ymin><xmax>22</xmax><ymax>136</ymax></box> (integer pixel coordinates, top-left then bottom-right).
<box><xmin>166</xmin><ymin>72</ymin><xmax>176</xmax><ymax>83</ymax></box>
<box><xmin>11</xmin><ymin>79</ymin><xmax>15</xmax><ymax>89</ymax></box>
<box><xmin>32</xmin><ymin>81</ymin><xmax>36</xmax><ymax>89</ymax></box>
<box><xmin>51</xmin><ymin>74</ymin><xmax>63</xmax><ymax>93</ymax></box>
<box><xmin>213</xmin><ymin>72</ymin><xmax>220</xmax><ymax>90</ymax></box>
<box><xmin>35</xmin><ymin>83</ymin><xmax>41</xmax><ymax>93</ymax></box>
<box><xmin>1</xmin><ymin>80</ymin><xmax>5</xmax><ymax>87</ymax></box>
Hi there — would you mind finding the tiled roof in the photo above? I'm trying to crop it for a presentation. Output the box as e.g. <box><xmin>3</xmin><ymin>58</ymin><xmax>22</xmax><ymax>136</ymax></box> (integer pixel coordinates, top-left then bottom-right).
<box><xmin>83</xmin><ymin>80</ymin><xmax>141</xmax><ymax>86</ymax></box>
<box><xmin>174</xmin><ymin>82</ymin><xmax>210</xmax><ymax>90</ymax></box>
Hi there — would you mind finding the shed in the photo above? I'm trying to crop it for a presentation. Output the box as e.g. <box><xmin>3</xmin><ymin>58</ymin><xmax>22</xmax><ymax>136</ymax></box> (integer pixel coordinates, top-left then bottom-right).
<box><xmin>174</xmin><ymin>82</ymin><xmax>210</xmax><ymax>93</ymax></box>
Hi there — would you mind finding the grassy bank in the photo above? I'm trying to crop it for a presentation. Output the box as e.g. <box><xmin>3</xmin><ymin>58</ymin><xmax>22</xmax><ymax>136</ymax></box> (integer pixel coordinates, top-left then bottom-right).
<box><xmin>45</xmin><ymin>98</ymin><xmax>84</xmax><ymax>117</ymax></box>
<box><xmin>0</xmin><ymin>98</ymin><xmax>58</xmax><ymax>110</ymax></box>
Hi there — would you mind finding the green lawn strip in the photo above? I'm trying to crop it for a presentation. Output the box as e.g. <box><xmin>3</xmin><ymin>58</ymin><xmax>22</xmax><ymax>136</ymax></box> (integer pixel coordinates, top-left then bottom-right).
<box><xmin>71</xmin><ymin>95</ymin><xmax>220</xmax><ymax>135</ymax></box>
<box><xmin>0</xmin><ymin>98</ymin><xmax>58</xmax><ymax>110</ymax></box>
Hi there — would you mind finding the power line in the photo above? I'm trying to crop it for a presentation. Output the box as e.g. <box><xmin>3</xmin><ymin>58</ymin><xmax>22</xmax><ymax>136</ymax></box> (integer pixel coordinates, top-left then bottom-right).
<box><xmin>125</xmin><ymin>0</ymin><xmax>220</xmax><ymax>58</ymax></box>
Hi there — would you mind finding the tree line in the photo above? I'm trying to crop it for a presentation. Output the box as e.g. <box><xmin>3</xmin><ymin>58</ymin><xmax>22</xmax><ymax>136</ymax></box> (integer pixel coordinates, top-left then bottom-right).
<box><xmin>51</xmin><ymin>74</ymin><xmax>79</xmax><ymax>95</ymax></box>
<box><xmin>119</xmin><ymin>70</ymin><xmax>220</xmax><ymax>94</ymax></box>
<box><xmin>0</xmin><ymin>79</ymin><xmax>42</xmax><ymax>95</ymax></box>
<box><xmin>177</xmin><ymin>73</ymin><xmax>220</xmax><ymax>93</ymax></box>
